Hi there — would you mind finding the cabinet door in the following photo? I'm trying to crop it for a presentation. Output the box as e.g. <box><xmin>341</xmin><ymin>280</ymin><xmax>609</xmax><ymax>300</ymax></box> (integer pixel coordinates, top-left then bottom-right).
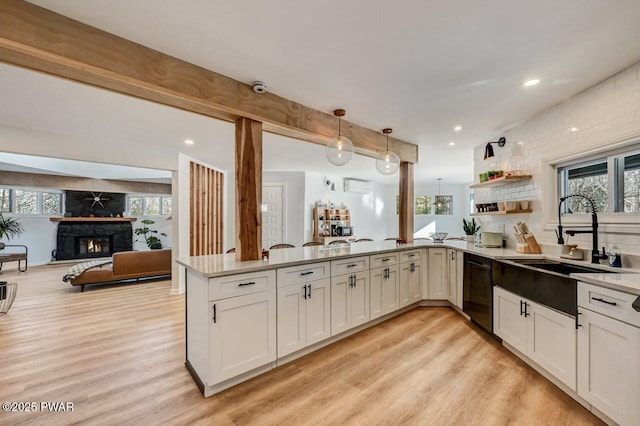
<box><xmin>210</xmin><ymin>291</ymin><xmax>276</xmax><ymax>383</ymax></box>
<box><xmin>382</xmin><ymin>265</ymin><xmax>400</xmax><ymax>314</ymax></box>
<box><xmin>493</xmin><ymin>286</ymin><xmax>527</xmax><ymax>354</ymax></box>
<box><xmin>370</xmin><ymin>266</ymin><xmax>385</xmax><ymax>320</ymax></box>
<box><xmin>447</xmin><ymin>249</ymin><xmax>457</xmax><ymax>305</ymax></box>
<box><xmin>527</xmin><ymin>301</ymin><xmax>577</xmax><ymax>391</ymax></box>
<box><xmin>455</xmin><ymin>251</ymin><xmax>464</xmax><ymax>309</ymax></box>
<box><xmin>578</xmin><ymin>308</ymin><xmax>640</xmax><ymax>426</ymax></box>
<box><xmin>350</xmin><ymin>271</ymin><xmax>370</xmax><ymax>328</ymax></box>
<box><xmin>427</xmin><ymin>248</ymin><xmax>447</xmax><ymax>299</ymax></box>
<box><xmin>400</xmin><ymin>261</ymin><xmax>421</xmax><ymax>308</ymax></box>
<box><xmin>330</xmin><ymin>275</ymin><xmax>350</xmax><ymax>336</ymax></box>
<box><xmin>277</xmin><ymin>284</ymin><xmax>306</xmax><ymax>358</ymax></box>
<box><xmin>306</xmin><ymin>278</ymin><xmax>331</xmax><ymax>346</ymax></box>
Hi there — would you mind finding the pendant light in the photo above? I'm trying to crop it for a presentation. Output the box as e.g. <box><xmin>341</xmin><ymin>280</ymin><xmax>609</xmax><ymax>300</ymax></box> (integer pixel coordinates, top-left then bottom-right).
<box><xmin>326</xmin><ymin>109</ymin><xmax>355</xmax><ymax>166</ymax></box>
<box><xmin>433</xmin><ymin>178</ymin><xmax>449</xmax><ymax>210</ymax></box>
<box><xmin>375</xmin><ymin>128</ymin><xmax>400</xmax><ymax>175</ymax></box>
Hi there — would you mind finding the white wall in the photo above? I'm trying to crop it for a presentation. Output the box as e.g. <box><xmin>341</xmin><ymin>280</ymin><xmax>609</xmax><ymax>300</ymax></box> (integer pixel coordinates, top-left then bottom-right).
<box><xmin>473</xmin><ymin>60</ymin><xmax>640</xmax><ymax>255</ymax></box>
<box><xmin>303</xmin><ymin>172</ymin><xmax>390</xmax><ymax>241</ymax></box>
<box><xmin>0</xmin><ymin>215</ymin><xmax>57</xmax><ymax>267</ymax></box>
<box><xmin>131</xmin><ymin>216</ymin><xmax>173</xmax><ymax>251</ymax></box>
<box><xmin>381</xmin><ymin>181</ymin><xmax>472</xmax><ymax>239</ymax></box>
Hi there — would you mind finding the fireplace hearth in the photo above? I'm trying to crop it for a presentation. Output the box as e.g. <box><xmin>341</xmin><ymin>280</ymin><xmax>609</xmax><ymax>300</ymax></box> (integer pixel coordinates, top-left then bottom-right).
<box><xmin>55</xmin><ymin>221</ymin><xmax>132</xmax><ymax>261</ymax></box>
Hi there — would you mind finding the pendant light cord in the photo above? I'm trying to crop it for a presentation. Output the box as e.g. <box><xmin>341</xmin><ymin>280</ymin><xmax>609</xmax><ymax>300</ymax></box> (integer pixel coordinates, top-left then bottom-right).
<box><xmin>386</xmin><ymin>133</ymin><xmax>389</xmax><ymax>152</ymax></box>
<box><xmin>338</xmin><ymin>116</ymin><xmax>341</xmax><ymax>138</ymax></box>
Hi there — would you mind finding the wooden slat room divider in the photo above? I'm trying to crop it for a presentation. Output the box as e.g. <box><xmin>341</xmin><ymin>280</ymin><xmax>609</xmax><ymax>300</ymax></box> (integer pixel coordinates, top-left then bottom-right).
<box><xmin>190</xmin><ymin>162</ymin><xmax>224</xmax><ymax>256</ymax></box>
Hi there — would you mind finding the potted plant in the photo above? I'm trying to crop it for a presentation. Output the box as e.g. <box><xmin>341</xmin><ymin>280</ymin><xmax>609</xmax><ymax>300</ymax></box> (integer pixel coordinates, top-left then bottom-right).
<box><xmin>462</xmin><ymin>218</ymin><xmax>480</xmax><ymax>242</ymax></box>
<box><xmin>0</xmin><ymin>213</ymin><xmax>24</xmax><ymax>249</ymax></box>
<box><xmin>134</xmin><ymin>219</ymin><xmax>167</xmax><ymax>250</ymax></box>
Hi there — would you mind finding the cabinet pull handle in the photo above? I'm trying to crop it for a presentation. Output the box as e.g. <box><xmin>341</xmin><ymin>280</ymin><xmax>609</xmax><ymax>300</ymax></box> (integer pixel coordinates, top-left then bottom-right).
<box><xmin>520</xmin><ymin>300</ymin><xmax>525</xmax><ymax>316</ymax></box>
<box><xmin>347</xmin><ymin>263</ymin><xmax>358</xmax><ymax>268</ymax></box>
<box><xmin>524</xmin><ymin>302</ymin><xmax>530</xmax><ymax>317</ymax></box>
<box><xmin>308</xmin><ymin>284</ymin><xmax>312</xmax><ymax>299</ymax></box>
<box><xmin>410</xmin><ymin>262</ymin><xmax>416</xmax><ymax>273</ymax></box>
<box><xmin>382</xmin><ymin>258</ymin><xmax>390</xmax><ymax>262</ymax></box>
<box><xmin>408</xmin><ymin>253</ymin><xmax>416</xmax><ymax>257</ymax></box>
<box><xmin>238</xmin><ymin>281</ymin><xmax>256</xmax><ymax>287</ymax></box>
<box><xmin>591</xmin><ymin>297</ymin><xmax>617</xmax><ymax>306</ymax></box>
<box><xmin>300</xmin><ymin>271</ymin><xmax>314</xmax><ymax>276</ymax></box>
<box><xmin>212</xmin><ymin>304</ymin><xmax>217</xmax><ymax>323</ymax></box>
<box><xmin>303</xmin><ymin>284</ymin><xmax>307</xmax><ymax>299</ymax></box>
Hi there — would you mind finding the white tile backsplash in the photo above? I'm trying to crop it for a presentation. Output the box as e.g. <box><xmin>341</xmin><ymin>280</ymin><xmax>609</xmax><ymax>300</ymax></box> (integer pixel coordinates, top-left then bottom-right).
<box><xmin>474</xmin><ymin>60</ymin><xmax>640</xmax><ymax>257</ymax></box>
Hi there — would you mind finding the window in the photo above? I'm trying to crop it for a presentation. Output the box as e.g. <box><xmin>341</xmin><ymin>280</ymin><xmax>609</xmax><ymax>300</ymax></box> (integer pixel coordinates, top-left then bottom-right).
<box><xmin>127</xmin><ymin>195</ymin><xmax>172</xmax><ymax>216</ymax></box>
<box><xmin>622</xmin><ymin>153</ymin><xmax>640</xmax><ymax>212</ymax></box>
<box><xmin>42</xmin><ymin>192</ymin><xmax>63</xmax><ymax>214</ymax></box>
<box><xmin>128</xmin><ymin>197</ymin><xmax>143</xmax><ymax>215</ymax></box>
<box><xmin>0</xmin><ymin>188</ymin><xmax>63</xmax><ymax>215</ymax></box>
<box><xmin>0</xmin><ymin>188</ymin><xmax>10</xmax><ymax>213</ymax></box>
<box><xmin>558</xmin><ymin>146</ymin><xmax>640</xmax><ymax>215</ymax></box>
<box><xmin>415</xmin><ymin>196</ymin><xmax>432</xmax><ymax>215</ymax></box>
<box><xmin>559</xmin><ymin>160</ymin><xmax>608</xmax><ymax>213</ymax></box>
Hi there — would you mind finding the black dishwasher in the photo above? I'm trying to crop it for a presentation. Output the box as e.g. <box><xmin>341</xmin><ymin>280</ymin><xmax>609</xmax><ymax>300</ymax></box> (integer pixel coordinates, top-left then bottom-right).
<box><xmin>463</xmin><ymin>253</ymin><xmax>493</xmax><ymax>334</ymax></box>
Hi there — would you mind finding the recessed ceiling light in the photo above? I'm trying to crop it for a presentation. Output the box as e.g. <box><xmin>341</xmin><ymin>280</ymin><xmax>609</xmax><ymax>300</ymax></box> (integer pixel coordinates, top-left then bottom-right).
<box><xmin>448</xmin><ymin>142</ymin><xmax>455</xmax><ymax>146</ymax></box>
<box><xmin>454</xmin><ymin>126</ymin><xmax>462</xmax><ymax>132</ymax></box>
<box><xmin>184</xmin><ymin>139</ymin><xmax>194</xmax><ymax>145</ymax></box>
<box><xmin>569</xmin><ymin>127</ymin><xmax>579</xmax><ymax>133</ymax></box>
<box><xmin>523</xmin><ymin>79</ymin><xmax>540</xmax><ymax>87</ymax></box>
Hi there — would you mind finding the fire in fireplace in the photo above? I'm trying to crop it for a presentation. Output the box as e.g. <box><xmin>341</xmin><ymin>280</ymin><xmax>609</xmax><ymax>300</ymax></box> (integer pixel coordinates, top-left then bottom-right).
<box><xmin>77</xmin><ymin>237</ymin><xmax>112</xmax><ymax>256</ymax></box>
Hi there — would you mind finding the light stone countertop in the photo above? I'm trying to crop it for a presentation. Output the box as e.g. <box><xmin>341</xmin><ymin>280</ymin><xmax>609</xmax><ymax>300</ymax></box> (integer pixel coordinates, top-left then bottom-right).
<box><xmin>177</xmin><ymin>239</ymin><xmax>640</xmax><ymax>295</ymax></box>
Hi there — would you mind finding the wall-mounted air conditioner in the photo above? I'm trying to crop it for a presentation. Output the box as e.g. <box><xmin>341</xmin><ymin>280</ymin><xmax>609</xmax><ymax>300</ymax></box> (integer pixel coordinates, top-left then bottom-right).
<box><xmin>343</xmin><ymin>178</ymin><xmax>373</xmax><ymax>194</ymax></box>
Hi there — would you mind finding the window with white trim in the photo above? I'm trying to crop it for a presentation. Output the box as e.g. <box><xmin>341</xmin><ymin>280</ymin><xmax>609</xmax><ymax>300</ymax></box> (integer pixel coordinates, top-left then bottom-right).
<box><xmin>0</xmin><ymin>187</ymin><xmax>63</xmax><ymax>215</ymax></box>
<box><xmin>127</xmin><ymin>195</ymin><xmax>172</xmax><ymax>216</ymax></box>
<box><xmin>558</xmin><ymin>147</ymin><xmax>640</xmax><ymax>214</ymax></box>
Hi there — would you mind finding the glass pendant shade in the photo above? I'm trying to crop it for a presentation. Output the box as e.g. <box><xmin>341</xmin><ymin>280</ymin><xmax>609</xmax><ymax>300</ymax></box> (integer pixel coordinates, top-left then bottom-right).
<box><xmin>326</xmin><ymin>135</ymin><xmax>354</xmax><ymax>166</ymax></box>
<box><xmin>326</xmin><ymin>109</ymin><xmax>355</xmax><ymax>166</ymax></box>
<box><xmin>375</xmin><ymin>150</ymin><xmax>400</xmax><ymax>175</ymax></box>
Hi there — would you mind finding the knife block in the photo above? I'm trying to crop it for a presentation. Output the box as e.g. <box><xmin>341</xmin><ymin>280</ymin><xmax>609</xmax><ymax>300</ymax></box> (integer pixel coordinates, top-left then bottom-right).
<box><xmin>516</xmin><ymin>235</ymin><xmax>542</xmax><ymax>254</ymax></box>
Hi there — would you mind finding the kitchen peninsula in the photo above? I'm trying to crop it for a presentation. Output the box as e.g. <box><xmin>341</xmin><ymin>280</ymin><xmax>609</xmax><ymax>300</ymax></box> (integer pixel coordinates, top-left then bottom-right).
<box><xmin>177</xmin><ymin>239</ymin><xmax>640</xmax><ymax>416</ymax></box>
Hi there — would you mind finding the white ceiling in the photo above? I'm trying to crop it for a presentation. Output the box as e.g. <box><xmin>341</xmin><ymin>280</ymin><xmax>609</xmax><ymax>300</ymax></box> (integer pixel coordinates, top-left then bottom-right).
<box><xmin>11</xmin><ymin>1</ymin><xmax>640</xmax><ymax>183</ymax></box>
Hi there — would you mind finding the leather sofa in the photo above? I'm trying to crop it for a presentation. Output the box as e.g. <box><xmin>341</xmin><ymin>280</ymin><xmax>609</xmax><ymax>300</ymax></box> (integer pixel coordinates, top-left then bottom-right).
<box><xmin>70</xmin><ymin>249</ymin><xmax>172</xmax><ymax>291</ymax></box>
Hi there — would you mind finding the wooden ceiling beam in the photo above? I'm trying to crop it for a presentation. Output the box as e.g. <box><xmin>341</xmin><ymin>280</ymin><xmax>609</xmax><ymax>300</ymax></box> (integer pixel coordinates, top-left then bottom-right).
<box><xmin>0</xmin><ymin>0</ymin><xmax>418</xmax><ymax>163</ymax></box>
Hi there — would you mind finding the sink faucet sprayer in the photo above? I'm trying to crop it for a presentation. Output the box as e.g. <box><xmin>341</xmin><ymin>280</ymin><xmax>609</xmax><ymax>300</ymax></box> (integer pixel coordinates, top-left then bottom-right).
<box><xmin>557</xmin><ymin>194</ymin><xmax>607</xmax><ymax>264</ymax></box>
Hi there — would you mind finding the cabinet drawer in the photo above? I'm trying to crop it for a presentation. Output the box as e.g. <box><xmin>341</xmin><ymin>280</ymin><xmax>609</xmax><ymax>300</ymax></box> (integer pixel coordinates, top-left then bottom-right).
<box><xmin>578</xmin><ymin>282</ymin><xmax>640</xmax><ymax>327</ymax></box>
<box><xmin>209</xmin><ymin>270</ymin><xmax>276</xmax><ymax>300</ymax></box>
<box><xmin>400</xmin><ymin>249</ymin><xmax>422</xmax><ymax>263</ymax></box>
<box><xmin>370</xmin><ymin>252</ymin><xmax>399</xmax><ymax>268</ymax></box>
<box><xmin>331</xmin><ymin>256</ymin><xmax>369</xmax><ymax>276</ymax></box>
<box><xmin>277</xmin><ymin>262</ymin><xmax>330</xmax><ymax>288</ymax></box>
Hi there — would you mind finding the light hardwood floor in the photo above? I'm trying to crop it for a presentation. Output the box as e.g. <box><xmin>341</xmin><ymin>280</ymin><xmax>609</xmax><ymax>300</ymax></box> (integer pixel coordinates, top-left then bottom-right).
<box><xmin>0</xmin><ymin>264</ymin><xmax>602</xmax><ymax>425</ymax></box>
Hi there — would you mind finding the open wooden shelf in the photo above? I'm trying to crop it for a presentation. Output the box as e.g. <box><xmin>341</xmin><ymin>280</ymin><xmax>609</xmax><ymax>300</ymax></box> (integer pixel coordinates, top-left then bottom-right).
<box><xmin>50</xmin><ymin>217</ymin><xmax>137</xmax><ymax>222</ymax></box>
<box><xmin>471</xmin><ymin>209</ymin><xmax>532</xmax><ymax>216</ymax></box>
<box><xmin>470</xmin><ymin>175</ymin><xmax>532</xmax><ymax>189</ymax></box>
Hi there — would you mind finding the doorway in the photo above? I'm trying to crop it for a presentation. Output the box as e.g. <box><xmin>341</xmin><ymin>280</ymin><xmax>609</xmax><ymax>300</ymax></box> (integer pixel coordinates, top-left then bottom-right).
<box><xmin>262</xmin><ymin>183</ymin><xmax>286</xmax><ymax>249</ymax></box>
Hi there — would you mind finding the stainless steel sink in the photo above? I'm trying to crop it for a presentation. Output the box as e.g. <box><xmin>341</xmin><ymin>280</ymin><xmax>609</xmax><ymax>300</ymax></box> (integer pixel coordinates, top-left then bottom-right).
<box><xmin>509</xmin><ymin>259</ymin><xmax>617</xmax><ymax>276</ymax></box>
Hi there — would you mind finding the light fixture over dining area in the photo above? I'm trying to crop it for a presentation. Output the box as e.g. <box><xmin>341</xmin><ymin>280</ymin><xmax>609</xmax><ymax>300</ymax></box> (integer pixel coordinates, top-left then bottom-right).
<box><xmin>375</xmin><ymin>128</ymin><xmax>400</xmax><ymax>175</ymax></box>
<box><xmin>326</xmin><ymin>109</ymin><xmax>355</xmax><ymax>166</ymax></box>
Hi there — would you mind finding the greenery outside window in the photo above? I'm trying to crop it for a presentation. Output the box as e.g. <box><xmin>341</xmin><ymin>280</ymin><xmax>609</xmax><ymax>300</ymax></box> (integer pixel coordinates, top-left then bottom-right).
<box><xmin>434</xmin><ymin>196</ymin><xmax>453</xmax><ymax>215</ymax></box>
<box><xmin>415</xmin><ymin>196</ymin><xmax>432</xmax><ymax>215</ymax></box>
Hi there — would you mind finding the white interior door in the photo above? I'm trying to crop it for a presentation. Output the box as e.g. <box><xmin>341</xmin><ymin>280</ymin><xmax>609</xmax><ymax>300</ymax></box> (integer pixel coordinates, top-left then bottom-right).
<box><xmin>262</xmin><ymin>183</ymin><xmax>285</xmax><ymax>249</ymax></box>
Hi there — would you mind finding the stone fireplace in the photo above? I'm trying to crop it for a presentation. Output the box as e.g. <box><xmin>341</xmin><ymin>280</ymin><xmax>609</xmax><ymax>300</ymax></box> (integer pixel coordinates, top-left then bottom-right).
<box><xmin>55</xmin><ymin>220</ymin><xmax>132</xmax><ymax>261</ymax></box>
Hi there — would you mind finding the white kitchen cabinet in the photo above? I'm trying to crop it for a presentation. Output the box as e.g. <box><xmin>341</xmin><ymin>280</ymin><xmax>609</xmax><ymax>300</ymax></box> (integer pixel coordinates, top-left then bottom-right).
<box><xmin>277</xmin><ymin>278</ymin><xmax>331</xmax><ymax>357</ymax></box>
<box><xmin>399</xmin><ymin>260</ymin><xmax>422</xmax><ymax>308</ymax></box>
<box><xmin>209</xmin><ymin>290</ymin><xmax>277</xmax><ymax>383</ymax></box>
<box><xmin>493</xmin><ymin>286</ymin><xmax>577</xmax><ymax>391</ymax></box>
<box><xmin>331</xmin><ymin>271</ymin><xmax>370</xmax><ymax>336</ymax></box>
<box><xmin>370</xmin><ymin>265</ymin><xmax>399</xmax><ymax>320</ymax></box>
<box><xmin>446</xmin><ymin>249</ymin><xmax>463</xmax><ymax>309</ymax></box>
<box><xmin>577</xmin><ymin>284</ymin><xmax>640</xmax><ymax>426</ymax></box>
<box><xmin>427</xmin><ymin>248</ymin><xmax>448</xmax><ymax>300</ymax></box>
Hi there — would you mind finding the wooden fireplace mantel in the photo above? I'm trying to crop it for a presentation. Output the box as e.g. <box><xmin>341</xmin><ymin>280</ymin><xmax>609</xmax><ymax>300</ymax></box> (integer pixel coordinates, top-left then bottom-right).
<box><xmin>50</xmin><ymin>217</ymin><xmax>137</xmax><ymax>222</ymax></box>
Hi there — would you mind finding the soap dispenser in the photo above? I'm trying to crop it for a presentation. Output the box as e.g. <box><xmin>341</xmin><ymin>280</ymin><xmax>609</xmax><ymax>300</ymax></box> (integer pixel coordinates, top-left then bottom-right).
<box><xmin>608</xmin><ymin>245</ymin><xmax>622</xmax><ymax>268</ymax></box>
